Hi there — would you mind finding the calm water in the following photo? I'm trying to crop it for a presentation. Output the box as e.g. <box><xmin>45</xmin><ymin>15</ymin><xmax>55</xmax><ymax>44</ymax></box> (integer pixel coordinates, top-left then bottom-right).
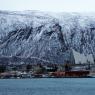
<box><xmin>0</xmin><ymin>78</ymin><xmax>95</xmax><ymax>95</ymax></box>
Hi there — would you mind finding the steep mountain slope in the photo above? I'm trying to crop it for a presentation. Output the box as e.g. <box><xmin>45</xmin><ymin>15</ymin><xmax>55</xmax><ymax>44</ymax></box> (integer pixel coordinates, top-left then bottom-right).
<box><xmin>0</xmin><ymin>11</ymin><xmax>95</xmax><ymax>64</ymax></box>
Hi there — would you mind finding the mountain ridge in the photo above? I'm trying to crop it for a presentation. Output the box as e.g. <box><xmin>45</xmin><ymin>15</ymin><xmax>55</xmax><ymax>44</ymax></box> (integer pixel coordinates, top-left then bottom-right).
<box><xmin>0</xmin><ymin>10</ymin><xmax>95</xmax><ymax>64</ymax></box>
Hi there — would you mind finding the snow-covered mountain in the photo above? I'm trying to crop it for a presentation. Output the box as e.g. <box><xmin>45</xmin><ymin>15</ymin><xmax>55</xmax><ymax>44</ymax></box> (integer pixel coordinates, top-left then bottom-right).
<box><xmin>0</xmin><ymin>10</ymin><xmax>95</xmax><ymax>64</ymax></box>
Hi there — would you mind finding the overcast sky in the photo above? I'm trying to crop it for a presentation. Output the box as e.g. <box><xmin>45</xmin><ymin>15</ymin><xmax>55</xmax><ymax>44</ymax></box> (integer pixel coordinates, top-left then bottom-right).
<box><xmin>0</xmin><ymin>0</ymin><xmax>95</xmax><ymax>12</ymax></box>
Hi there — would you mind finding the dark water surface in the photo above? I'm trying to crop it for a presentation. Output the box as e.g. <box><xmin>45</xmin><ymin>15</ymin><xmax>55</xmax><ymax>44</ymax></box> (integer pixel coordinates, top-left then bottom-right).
<box><xmin>0</xmin><ymin>78</ymin><xmax>95</xmax><ymax>95</ymax></box>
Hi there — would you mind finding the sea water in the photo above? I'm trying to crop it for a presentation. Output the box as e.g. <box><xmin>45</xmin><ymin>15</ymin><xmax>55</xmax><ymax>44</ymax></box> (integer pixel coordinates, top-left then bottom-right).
<box><xmin>0</xmin><ymin>78</ymin><xmax>95</xmax><ymax>95</ymax></box>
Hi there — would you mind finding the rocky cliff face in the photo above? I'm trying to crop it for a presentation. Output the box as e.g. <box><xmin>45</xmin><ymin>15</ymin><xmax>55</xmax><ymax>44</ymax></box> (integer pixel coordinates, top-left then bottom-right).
<box><xmin>0</xmin><ymin>11</ymin><xmax>95</xmax><ymax>64</ymax></box>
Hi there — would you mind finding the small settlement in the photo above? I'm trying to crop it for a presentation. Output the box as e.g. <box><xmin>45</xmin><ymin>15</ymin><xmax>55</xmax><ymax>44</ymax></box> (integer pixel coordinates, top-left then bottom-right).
<box><xmin>0</xmin><ymin>49</ymin><xmax>95</xmax><ymax>78</ymax></box>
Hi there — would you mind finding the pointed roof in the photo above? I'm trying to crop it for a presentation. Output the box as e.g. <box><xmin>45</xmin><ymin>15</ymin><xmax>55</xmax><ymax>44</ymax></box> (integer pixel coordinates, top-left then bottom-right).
<box><xmin>72</xmin><ymin>49</ymin><xmax>94</xmax><ymax>64</ymax></box>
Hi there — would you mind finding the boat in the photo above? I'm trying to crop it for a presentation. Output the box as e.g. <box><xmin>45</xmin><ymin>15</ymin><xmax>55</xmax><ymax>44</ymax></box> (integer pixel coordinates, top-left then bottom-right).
<box><xmin>49</xmin><ymin>70</ymin><xmax>90</xmax><ymax>78</ymax></box>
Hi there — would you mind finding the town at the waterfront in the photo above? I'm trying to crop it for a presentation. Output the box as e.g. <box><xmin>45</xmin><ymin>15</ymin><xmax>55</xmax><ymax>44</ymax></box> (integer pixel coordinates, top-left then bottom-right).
<box><xmin>0</xmin><ymin>62</ymin><xmax>95</xmax><ymax>79</ymax></box>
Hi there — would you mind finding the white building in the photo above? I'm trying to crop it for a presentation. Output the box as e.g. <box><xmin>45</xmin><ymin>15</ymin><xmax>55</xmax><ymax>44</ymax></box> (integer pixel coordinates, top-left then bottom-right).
<box><xmin>72</xmin><ymin>49</ymin><xmax>94</xmax><ymax>64</ymax></box>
